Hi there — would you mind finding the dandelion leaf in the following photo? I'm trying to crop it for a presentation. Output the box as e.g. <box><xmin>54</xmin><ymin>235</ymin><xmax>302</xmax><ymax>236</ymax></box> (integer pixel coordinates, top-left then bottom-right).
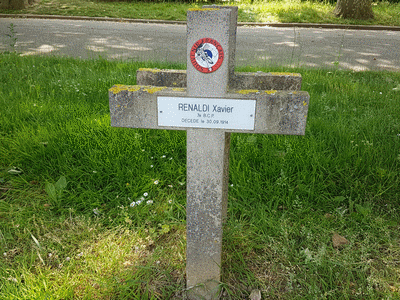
<box><xmin>45</xmin><ymin>182</ymin><xmax>57</xmax><ymax>201</ymax></box>
<box><xmin>55</xmin><ymin>176</ymin><xmax>67</xmax><ymax>191</ymax></box>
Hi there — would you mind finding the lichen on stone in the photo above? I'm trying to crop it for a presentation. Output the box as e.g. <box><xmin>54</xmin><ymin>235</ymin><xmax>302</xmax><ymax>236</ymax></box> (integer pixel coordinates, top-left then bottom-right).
<box><xmin>109</xmin><ymin>85</ymin><xmax>141</xmax><ymax>94</ymax></box>
<box><xmin>109</xmin><ymin>85</ymin><xmax>127</xmax><ymax>94</ymax></box>
<box><xmin>270</xmin><ymin>72</ymin><xmax>301</xmax><ymax>77</ymax></box>
<box><xmin>265</xmin><ymin>90</ymin><xmax>277</xmax><ymax>94</ymax></box>
<box><xmin>143</xmin><ymin>87</ymin><xmax>167</xmax><ymax>94</ymax></box>
<box><xmin>236</xmin><ymin>89</ymin><xmax>259</xmax><ymax>94</ymax></box>
<box><xmin>188</xmin><ymin>8</ymin><xmax>219</xmax><ymax>11</ymax></box>
<box><xmin>138</xmin><ymin>68</ymin><xmax>162</xmax><ymax>73</ymax></box>
<box><xmin>128</xmin><ymin>86</ymin><xmax>141</xmax><ymax>92</ymax></box>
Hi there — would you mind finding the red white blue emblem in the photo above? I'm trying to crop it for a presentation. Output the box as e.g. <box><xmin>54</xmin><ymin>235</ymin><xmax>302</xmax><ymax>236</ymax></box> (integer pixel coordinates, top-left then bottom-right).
<box><xmin>190</xmin><ymin>38</ymin><xmax>224</xmax><ymax>73</ymax></box>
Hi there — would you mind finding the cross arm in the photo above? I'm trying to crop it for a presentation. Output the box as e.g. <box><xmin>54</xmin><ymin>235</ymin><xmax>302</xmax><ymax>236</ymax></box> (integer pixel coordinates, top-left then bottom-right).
<box><xmin>136</xmin><ymin>68</ymin><xmax>302</xmax><ymax>91</ymax></box>
<box><xmin>109</xmin><ymin>85</ymin><xmax>309</xmax><ymax>135</ymax></box>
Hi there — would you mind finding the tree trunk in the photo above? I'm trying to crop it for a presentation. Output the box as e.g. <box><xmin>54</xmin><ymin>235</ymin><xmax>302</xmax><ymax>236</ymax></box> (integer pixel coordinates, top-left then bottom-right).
<box><xmin>0</xmin><ymin>0</ymin><xmax>10</xmax><ymax>9</ymax></box>
<box><xmin>334</xmin><ymin>0</ymin><xmax>374</xmax><ymax>20</ymax></box>
<box><xmin>0</xmin><ymin>0</ymin><xmax>34</xmax><ymax>9</ymax></box>
<box><xmin>10</xmin><ymin>0</ymin><xmax>28</xmax><ymax>9</ymax></box>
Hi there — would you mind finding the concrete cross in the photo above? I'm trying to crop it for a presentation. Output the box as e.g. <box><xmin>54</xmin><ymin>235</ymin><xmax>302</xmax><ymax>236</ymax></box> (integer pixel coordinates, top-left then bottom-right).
<box><xmin>109</xmin><ymin>6</ymin><xmax>309</xmax><ymax>300</ymax></box>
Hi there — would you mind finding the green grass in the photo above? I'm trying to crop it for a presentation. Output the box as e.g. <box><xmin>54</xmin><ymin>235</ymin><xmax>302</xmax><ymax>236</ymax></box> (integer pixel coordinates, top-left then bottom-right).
<box><xmin>2</xmin><ymin>0</ymin><xmax>400</xmax><ymax>26</ymax></box>
<box><xmin>1</xmin><ymin>53</ymin><xmax>400</xmax><ymax>299</ymax></box>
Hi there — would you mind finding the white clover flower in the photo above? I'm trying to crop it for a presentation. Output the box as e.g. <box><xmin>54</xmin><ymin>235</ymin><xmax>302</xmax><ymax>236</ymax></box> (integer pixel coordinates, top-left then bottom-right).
<box><xmin>146</xmin><ymin>200</ymin><xmax>153</xmax><ymax>205</ymax></box>
<box><xmin>150</xmin><ymin>165</ymin><xmax>154</xmax><ymax>168</ymax></box>
<box><xmin>154</xmin><ymin>180</ymin><xmax>159</xmax><ymax>185</ymax></box>
<box><xmin>66</xmin><ymin>257</ymin><xmax>71</xmax><ymax>261</ymax></box>
<box><xmin>143</xmin><ymin>192</ymin><xmax>148</xmax><ymax>197</ymax></box>
<box><xmin>168</xmin><ymin>185</ymin><xmax>173</xmax><ymax>188</ymax></box>
<box><xmin>3</xmin><ymin>252</ymin><xmax>7</xmax><ymax>257</ymax></box>
<box><xmin>162</xmin><ymin>155</ymin><xmax>166</xmax><ymax>158</ymax></box>
<box><xmin>230</xmin><ymin>184</ymin><xmax>234</xmax><ymax>187</ymax></box>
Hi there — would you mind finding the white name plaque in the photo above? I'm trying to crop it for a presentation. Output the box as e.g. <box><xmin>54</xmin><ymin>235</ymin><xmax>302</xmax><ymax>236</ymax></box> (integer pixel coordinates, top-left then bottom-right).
<box><xmin>157</xmin><ymin>96</ymin><xmax>256</xmax><ymax>130</ymax></box>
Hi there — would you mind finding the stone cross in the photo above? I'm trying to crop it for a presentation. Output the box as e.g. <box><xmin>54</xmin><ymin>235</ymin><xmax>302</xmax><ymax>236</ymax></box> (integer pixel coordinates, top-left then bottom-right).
<box><xmin>109</xmin><ymin>6</ymin><xmax>309</xmax><ymax>300</ymax></box>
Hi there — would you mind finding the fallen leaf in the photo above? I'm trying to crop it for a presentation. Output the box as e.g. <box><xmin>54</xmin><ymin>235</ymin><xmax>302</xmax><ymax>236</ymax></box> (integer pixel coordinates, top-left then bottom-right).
<box><xmin>249</xmin><ymin>289</ymin><xmax>261</xmax><ymax>300</ymax></box>
<box><xmin>123</xmin><ymin>261</ymin><xmax>133</xmax><ymax>267</ymax></box>
<box><xmin>8</xmin><ymin>167</ymin><xmax>23</xmax><ymax>175</ymax></box>
<box><xmin>393</xmin><ymin>84</ymin><xmax>400</xmax><ymax>91</ymax></box>
<box><xmin>332</xmin><ymin>233</ymin><xmax>349</xmax><ymax>248</ymax></box>
<box><xmin>389</xmin><ymin>285</ymin><xmax>398</xmax><ymax>292</ymax></box>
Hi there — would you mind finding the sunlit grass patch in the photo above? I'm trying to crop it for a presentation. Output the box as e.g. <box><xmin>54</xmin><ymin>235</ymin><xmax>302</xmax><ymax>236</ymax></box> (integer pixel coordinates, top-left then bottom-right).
<box><xmin>62</xmin><ymin>225</ymin><xmax>186</xmax><ymax>299</ymax></box>
<box><xmin>1</xmin><ymin>216</ymin><xmax>186</xmax><ymax>299</ymax></box>
<box><xmin>238</xmin><ymin>0</ymin><xmax>336</xmax><ymax>23</ymax></box>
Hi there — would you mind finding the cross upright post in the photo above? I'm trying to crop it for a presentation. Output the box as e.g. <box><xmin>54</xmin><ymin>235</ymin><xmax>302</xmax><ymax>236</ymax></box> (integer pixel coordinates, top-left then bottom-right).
<box><xmin>109</xmin><ymin>6</ymin><xmax>309</xmax><ymax>300</ymax></box>
<box><xmin>185</xmin><ymin>7</ymin><xmax>237</xmax><ymax>299</ymax></box>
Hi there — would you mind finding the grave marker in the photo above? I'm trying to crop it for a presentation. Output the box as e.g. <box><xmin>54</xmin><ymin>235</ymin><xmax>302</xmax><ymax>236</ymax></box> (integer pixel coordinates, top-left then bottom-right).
<box><xmin>109</xmin><ymin>7</ymin><xmax>309</xmax><ymax>300</ymax></box>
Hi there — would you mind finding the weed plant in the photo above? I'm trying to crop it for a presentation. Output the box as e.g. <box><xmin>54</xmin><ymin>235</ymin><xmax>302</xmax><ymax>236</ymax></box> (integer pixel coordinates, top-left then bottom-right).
<box><xmin>5</xmin><ymin>24</ymin><xmax>17</xmax><ymax>52</ymax></box>
<box><xmin>0</xmin><ymin>54</ymin><xmax>400</xmax><ymax>298</ymax></box>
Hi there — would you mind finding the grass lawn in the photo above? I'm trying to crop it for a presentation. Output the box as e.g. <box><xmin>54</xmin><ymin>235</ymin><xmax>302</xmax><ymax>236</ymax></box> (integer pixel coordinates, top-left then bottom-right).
<box><xmin>1</xmin><ymin>0</ymin><xmax>400</xmax><ymax>26</ymax></box>
<box><xmin>1</xmin><ymin>53</ymin><xmax>400</xmax><ymax>298</ymax></box>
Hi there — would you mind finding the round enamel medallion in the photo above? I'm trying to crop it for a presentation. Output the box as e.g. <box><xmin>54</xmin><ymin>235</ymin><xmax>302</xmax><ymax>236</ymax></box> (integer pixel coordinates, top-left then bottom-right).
<box><xmin>190</xmin><ymin>38</ymin><xmax>224</xmax><ymax>73</ymax></box>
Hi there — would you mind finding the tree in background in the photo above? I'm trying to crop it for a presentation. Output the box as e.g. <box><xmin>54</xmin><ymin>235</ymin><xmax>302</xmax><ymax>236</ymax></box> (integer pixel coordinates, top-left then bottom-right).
<box><xmin>0</xmin><ymin>0</ymin><xmax>37</xmax><ymax>9</ymax></box>
<box><xmin>334</xmin><ymin>0</ymin><xmax>374</xmax><ymax>20</ymax></box>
